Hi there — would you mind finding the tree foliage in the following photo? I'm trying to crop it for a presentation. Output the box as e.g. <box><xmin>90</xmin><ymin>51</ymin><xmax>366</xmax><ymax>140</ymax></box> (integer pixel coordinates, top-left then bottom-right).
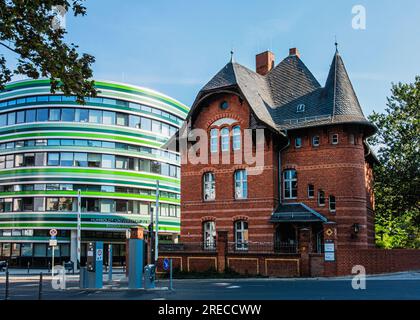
<box><xmin>368</xmin><ymin>76</ymin><xmax>420</xmax><ymax>248</ymax></box>
<box><xmin>0</xmin><ymin>0</ymin><xmax>96</xmax><ymax>102</ymax></box>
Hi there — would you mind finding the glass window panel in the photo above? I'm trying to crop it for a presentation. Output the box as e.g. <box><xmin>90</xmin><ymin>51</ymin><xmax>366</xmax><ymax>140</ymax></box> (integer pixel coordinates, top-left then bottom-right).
<box><xmin>49</xmin><ymin>108</ymin><xmax>61</xmax><ymax>121</ymax></box>
<box><xmin>116</xmin><ymin>113</ymin><xmax>128</xmax><ymax>126</ymax></box>
<box><xmin>61</xmin><ymin>108</ymin><xmax>75</xmax><ymax>121</ymax></box>
<box><xmin>75</xmin><ymin>108</ymin><xmax>89</xmax><ymax>122</ymax></box>
<box><xmin>129</xmin><ymin>115</ymin><xmax>140</xmax><ymax>128</ymax></box>
<box><xmin>16</xmin><ymin>111</ymin><xmax>25</xmax><ymax>123</ymax></box>
<box><xmin>7</xmin><ymin>112</ymin><xmax>16</xmax><ymax>125</ymax></box>
<box><xmin>103</xmin><ymin>111</ymin><xmax>116</xmax><ymax>125</ymax></box>
<box><xmin>34</xmin><ymin>197</ymin><xmax>44</xmax><ymax>211</ymax></box>
<box><xmin>74</xmin><ymin>153</ymin><xmax>88</xmax><ymax>167</ymax></box>
<box><xmin>102</xmin><ymin>154</ymin><xmax>115</xmax><ymax>168</ymax></box>
<box><xmin>0</xmin><ymin>114</ymin><xmax>6</xmax><ymax>126</ymax></box>
<box><xmin>25</xmin><ymin>109</ymin><xmax>36</xmax><ymax>122</ymax></box>
<box><xmin>48</xmin><ymin>139</ymin><xmax>60</xmax><ymax>146</ymax></box>
<box><xmin>140</xmin><ymin>117</ymin><xmax>151</xmax><ymax>131</ymax></box>
<box><xmin>48</xmin><ymin>153</ymin><xmax>60</xmax><ymax>166</ymax></box>
<box><xmin>60</xmin><ymin>152</ymin><xmax>74</xmax><ymax>166</ymax></box>
<box><xmin>152</xmin><ymin>120</ymin><xmax>161</xmax><ymax>133</ymax></box>
<box><xmin>87</xmin><ymin>153</ymin><xmax>101</xmax><ymax>167</ymax></box>
<box><xmin>36</xmin><ymin>108</ymin><xmax>49</xmax><ymax>121</ymax></box>
<box><xmin>89</xmin><ymin>109</ymin><xmax>102</xmax><ymax>123</ymax></box>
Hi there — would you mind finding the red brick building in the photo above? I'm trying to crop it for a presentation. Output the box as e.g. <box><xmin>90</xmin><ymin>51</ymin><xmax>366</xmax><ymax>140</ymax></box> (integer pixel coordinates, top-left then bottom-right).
<box><xmin>179</xmin><ymin>47</ymin><xmax>378</xmax><ymax>256</ymax></box>
<box><xmin>157</xmin><ymin>47</ymin><xmax>420</xmax><ymax>277</ymax></box>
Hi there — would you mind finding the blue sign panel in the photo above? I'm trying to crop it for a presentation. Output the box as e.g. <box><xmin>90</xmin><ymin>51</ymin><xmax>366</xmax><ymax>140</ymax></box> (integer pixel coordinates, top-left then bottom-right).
<box><xmin>163</xmin><ymin>258</ymin><xmax>170</xmax><ymax>271</ymax></box>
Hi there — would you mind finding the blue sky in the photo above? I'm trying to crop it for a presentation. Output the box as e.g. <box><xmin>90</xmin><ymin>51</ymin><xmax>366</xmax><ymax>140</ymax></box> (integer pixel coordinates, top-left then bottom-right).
<box><xmin>8</xmin><ymin>0</ymin><xmax>420</xmax><ymax>115</ymax></box>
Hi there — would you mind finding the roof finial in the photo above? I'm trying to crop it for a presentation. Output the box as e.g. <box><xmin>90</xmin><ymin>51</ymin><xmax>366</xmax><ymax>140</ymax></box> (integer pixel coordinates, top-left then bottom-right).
<box><xmin>230</xmin><ymin>49</ymin><xmax>234</xmax><ymax>63</ymax></box>
<box><xmin>334</xmin><ymin>36</ymin><xmax>339</xmax><ymax>53</ymax></box>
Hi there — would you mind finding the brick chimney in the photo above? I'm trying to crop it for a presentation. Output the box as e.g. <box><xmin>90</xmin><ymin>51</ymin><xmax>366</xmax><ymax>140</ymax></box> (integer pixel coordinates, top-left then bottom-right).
<box><xmin>289</xmin><ymin>47</ymin><xmax>300</xmax><ymax>58</ymax></box>
<box><xmin>256</xmin><ymin>50</ymin><xmax>275</xmax><ymax>76</ymax></box>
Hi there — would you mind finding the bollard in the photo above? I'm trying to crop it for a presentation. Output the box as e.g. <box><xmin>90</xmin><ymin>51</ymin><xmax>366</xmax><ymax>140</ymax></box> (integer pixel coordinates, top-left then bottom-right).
<box><xmin>48</xmin><ymin>261</ymin><xmax>51</xmax><ymax>273</ymax></box>
<box><xmin>27</xmin><ymin>261</ymin><xmax>30</xmax><ymax>274</ymax></box>
<box><xmin>5</xmin><ymin>271</ymin><xmax>9</xmax><ymax>300</ymax></box>
<box><xmin>38</xmin><ymin>273</ymin><xmax>43</xmax><ymax>300</ymax></box>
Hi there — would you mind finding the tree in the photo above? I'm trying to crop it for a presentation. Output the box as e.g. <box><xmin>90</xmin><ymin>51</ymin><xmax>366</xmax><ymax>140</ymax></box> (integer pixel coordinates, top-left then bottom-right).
<box><xmin>0</xmin><ymin>0</ymin><xmax>96</xmax><ymax>102</ymax></box>
<box><xmin>368</xmin><ymin>76</ymin><xmax>420</xmax><ymax>248</ymax></box>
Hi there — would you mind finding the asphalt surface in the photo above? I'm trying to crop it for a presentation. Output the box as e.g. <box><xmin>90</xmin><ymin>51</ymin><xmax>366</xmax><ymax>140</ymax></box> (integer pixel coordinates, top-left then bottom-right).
<box><xmin>0</xmin><ymin>272</ymin><xmax>419</xmax><ymax>300</ymax></box>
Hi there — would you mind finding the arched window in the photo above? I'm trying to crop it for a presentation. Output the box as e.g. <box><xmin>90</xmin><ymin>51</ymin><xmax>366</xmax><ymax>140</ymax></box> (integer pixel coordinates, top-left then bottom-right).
<box><xmin>234</xmin><ymin>170</ymin><xmax>247</xmax><ymax>199</ymax></box>
<box><xmin>283</xmin><ymin>169</ymin><xmax>297</xmax><ymax>199</ymax></box>
<box><xmin>203</xmin><ymin>172</ymin><xmax>215</xmax><ymax>201</ymax></box>
<box><xmin>221</xmin><ymin>127</ymin><xmax>230</xmax><ymax>152</ymax></box>
<box><xmin>235</xmin><ymin>220</ymin><xmax>248</xmax><ymax>250</ymax></box>
<box><xmin>210</xmin><ymin>128</ymin><xmax>218</xmax><ymax>153</ymax></box>
<box><xmin>203</xmin><ymin>221</ymin><xmax>216</xmax><ymax>249</ymax></box>
<box><xmin>329</xmin><ymin>195</ymin><xmax>336</xmax><ymax>212</ymax></box>
<box><xmin>232</xmin><ymin>126</ymin><xmax>241</xmax><ymax>150</ymax></box>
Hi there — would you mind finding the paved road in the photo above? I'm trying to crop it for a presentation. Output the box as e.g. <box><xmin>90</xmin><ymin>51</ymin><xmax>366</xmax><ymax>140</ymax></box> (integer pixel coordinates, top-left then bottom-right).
<box><xmin>1</xmin><ymin>273</ymin><xmax>419</xmax><ymax>300</ymax></box>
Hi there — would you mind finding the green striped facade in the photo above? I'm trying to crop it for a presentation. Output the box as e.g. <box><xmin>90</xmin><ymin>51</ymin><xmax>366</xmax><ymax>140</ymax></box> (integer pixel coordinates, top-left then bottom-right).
<box><xmin>0</xmin><ymin>79</ymin><xmax>187</xmax><ymax>243</ymax></box>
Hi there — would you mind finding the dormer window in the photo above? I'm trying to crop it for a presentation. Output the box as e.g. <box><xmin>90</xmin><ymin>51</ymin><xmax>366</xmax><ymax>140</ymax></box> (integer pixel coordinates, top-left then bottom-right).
<box><xmin>296</xmin><ymin>104</ymin><xmax>305</xmax><ymax>113</ymax></box>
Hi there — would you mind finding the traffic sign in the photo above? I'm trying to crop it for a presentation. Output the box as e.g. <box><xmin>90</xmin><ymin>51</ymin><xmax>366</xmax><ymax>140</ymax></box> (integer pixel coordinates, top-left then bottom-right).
<box><xmin>49</xmin><ymin>239</ymin><xmax>58</xmax><ymax>246</ymax></box>
<box><xmin>96</xmin><ymin>248</ymin><xmax>103</xmax><ymax>261</ymax></box>
<box><xmin>49</xmin><ymin>229</ymin><xmax>58</xmax><ymax>237</ymax></box>
<box><xmin>163</xmin><ymin>258</ymin><xmax>169</xmax><ymax>271</ymax></box>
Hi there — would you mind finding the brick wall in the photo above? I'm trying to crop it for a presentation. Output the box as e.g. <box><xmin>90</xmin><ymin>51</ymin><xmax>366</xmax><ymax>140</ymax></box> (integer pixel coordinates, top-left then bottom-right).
<box><xmin>181</xmin><ymin>93</ymin><xmax>279</xmax><ymax>245</ymax></box>
<box><xmin>335</xmin><ymin>249</ymin><xmax>420</xmax><ymax>275</ymax></box>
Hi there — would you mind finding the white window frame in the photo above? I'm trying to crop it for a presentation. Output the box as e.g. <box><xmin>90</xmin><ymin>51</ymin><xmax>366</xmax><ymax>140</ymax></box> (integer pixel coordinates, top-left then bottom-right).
<box><xmin>312</xmin><ymin>136</ymin><xmax>320</xmax><ymax>147</ymax></box>
<box><xmin>332</xmin><ymin>134</ymin><xmax>339</xmax><ymax>145</ymax></box>
<box><xmin>210</xmin><ymin>128</ymin><xmax>218</xmax><ymax>153</ymax></box>
<box><xmin>234</xmin><ymin>170</ymin><xmax>247</xmax><ymax>199</ymax></box>
<box><xmin>307</xmin><ymin>184</ymin><xmax>314</xmax><ymax>198</ymax></box>
<box><xmin>221</xmin><ymin>127</ymin><xmax>230</xmax><ymax>152</ymax></box>
<box><xmin>232</xmin><ymin>126</ymin><xmax>241</xmax><ymax>150</ymax></box>
<box><xmin>235</xmin><ymin>220</ymin><xmax>249</xmax><ymax>250</ymax></box>
<box><xmin>203</xmin><ymin>221</ymin><xmax>216</xmax><ymax>249</ymax></box>
<box><xmin>295</xmin><ymin>137</ymin><xmax>302</xmax><ymax>148</ymax></box>
<box><xmin>203</xmin><ymin>172</ymin><xmax>215</xmax><ymax>201</ymax></box>
<box><xmin>283</xmin><ymin>169</ymin><xmax>297</xmax><ymax>199</ymax></box>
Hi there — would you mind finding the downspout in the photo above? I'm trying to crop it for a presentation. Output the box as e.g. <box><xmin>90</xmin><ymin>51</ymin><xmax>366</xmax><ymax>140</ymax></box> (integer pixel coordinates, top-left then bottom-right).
<box><xmin>278</xmin><ymin>130</ymin><xmax>290</xmax><ymax>205</ymax></box>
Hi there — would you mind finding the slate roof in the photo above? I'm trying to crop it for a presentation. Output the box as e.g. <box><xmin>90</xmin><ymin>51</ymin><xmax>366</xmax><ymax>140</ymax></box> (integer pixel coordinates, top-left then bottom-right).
<box><xmin>187</xmin><ymin>49</ymin><xmax>376</xmax><ymax>137</ymax></box>
<box><xmin>270</xmin><ymin>203</ymin><xmax>328</xmax><ymax>223</ymax></box>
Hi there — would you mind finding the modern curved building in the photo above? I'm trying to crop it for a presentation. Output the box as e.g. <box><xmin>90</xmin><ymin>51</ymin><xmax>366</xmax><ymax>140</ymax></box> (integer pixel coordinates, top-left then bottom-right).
<box><xmin>0</xmin><ymin>79</ymin><xmax>188</xmax><ymax>267</ymax></box>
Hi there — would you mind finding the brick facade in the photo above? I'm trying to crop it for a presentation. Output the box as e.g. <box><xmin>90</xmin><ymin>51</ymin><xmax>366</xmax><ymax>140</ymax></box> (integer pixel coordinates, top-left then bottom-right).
<box><xmin>171</xmin><ymin>48</ymin><xmax>420</xmax><ymax>276</ymax></box>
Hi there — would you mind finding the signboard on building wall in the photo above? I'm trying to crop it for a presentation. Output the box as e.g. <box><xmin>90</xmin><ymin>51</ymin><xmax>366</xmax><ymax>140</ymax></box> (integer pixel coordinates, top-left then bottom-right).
<box><xmin>324</xmin><ymin>241</ymin><xmax>335</xmax><ymax>261</ymax></box>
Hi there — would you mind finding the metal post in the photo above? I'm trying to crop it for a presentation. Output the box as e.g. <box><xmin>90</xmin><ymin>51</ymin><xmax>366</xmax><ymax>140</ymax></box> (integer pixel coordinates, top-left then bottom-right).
<box><xmin>155</xmin><ymin>180</ymin><xmax>159</xmax><ymax>263</ymax></box>
<box><xmin>108</xmin><ymin>244</ymin><xmax>113</xmax><ymax>282</ymax></box>
<box><xmin>169</xmin><ymin>258</ymin><xmax>173</xmax><ymax>291</ymax></box>
<box><xmin>27</xmin><ymin>261</ymin><xmax>30</xmax><ymax>274</ymax></box>
<box><xmin>51</xmin><ymin>245</ymin><xmax>55</xmax><ymax>277</ymax></box>
<box><xmin>38</xmin><ymin>273</ymin><xmax>43</xmax><ymax>300</ymax></box>
<box><xmin>149</xmin><ymin>207</ymin><xmax>154</xmax><ymax>265</ymax></box>
<box><xmin>77</xmin><ymin>189</ymin><xmax>82</xmax><ymax>269</ymax></box>
<box><xmin>5</xmin><ymin>271</ymin><xmax>9</xmax><ymax>300</ymax></box>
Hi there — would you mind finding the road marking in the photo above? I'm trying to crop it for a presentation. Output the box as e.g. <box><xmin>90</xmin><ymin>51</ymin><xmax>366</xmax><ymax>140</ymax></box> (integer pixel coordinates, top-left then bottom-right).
<box><xmin>226</xmin><ymin>285</ymin><xmax>240</xmax><ymax>289</ymax></box>
<box><xmin>213</xmin><ymin>282</ymin><xmax>231</xmax><ymax>286</ymax></box>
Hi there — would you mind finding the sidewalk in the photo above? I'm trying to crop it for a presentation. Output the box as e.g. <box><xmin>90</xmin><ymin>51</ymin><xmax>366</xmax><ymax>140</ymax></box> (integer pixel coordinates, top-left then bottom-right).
<box><xmin>0</xmin><ymin>266</ymin><xmax>126</xmax><ymax>276</ymax></box>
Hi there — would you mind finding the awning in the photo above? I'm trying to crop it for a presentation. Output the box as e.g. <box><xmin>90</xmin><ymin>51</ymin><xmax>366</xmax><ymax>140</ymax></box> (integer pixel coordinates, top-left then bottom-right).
<box><xmin>270</xmin><ymin>203</ymin><xmax>327</xmax><ymax>223</ymax></box>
